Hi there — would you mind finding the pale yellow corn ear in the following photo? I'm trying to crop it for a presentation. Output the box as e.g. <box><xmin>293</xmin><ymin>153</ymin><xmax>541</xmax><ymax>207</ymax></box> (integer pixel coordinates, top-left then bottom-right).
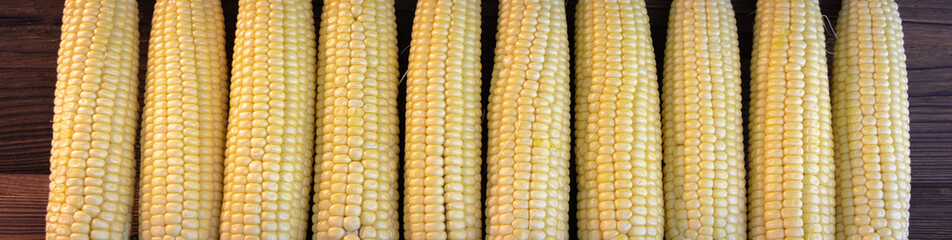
<box><xmin>574</xmin><ymin>0</ymin><xmax>663</xmax><ymax>239</ymax></box>
<box><xmin>403</xmin><ymin>0</ymin><xmax>483</xmax><ymax>239</ymax></box>
<box><xmin>661</xmin><ymin>0</ymin><xmax>746</xmax><ymax>239</ymax></box>
<box><xmin>312</xmin><ymin>0</ymin><xmax>401</xmax><ymax>239</ymax></box>
<box><xmin>486</xmin><ymin>0</ymin><xmax>571</xmax><ymax>239</ymax></box>
<box><xmin>747</xmin><ymin>0</ymin><xmax>836</xmax><ymax>239</ymax></box>
<box><xmin>47</xmin><ymin>0</ymin><xmax>141</xmax><ymax>239</ymax></box>
<box><xmin>138</xmin><ymin>0</ymin><xmax>228</xmax><ymax>239</ymax></box>
<box><xmin>219</xmin><ymin>0</ymin><xmax>316</xmax><ymax>238</ymax></box>
<box><xmin>832</xmin><ymin>0</ymin><xmax>910</xmax><ymax>239</ymax></box>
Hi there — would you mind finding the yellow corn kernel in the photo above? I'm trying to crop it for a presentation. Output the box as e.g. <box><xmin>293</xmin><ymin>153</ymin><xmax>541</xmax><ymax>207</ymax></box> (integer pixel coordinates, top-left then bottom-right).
<box><xmin>403</xmin><ymin>0</ymin><xmax>483</xmax><ymax>239</ymax></box>
<box><xmin>312</xmin><ymin>0</ymin><xmax>401</xmax><ymax>239</ymax></box>
<box><xmin>747</xmin><ymin>0</ymin><xmax>836</xmax><ymax>239</ymax></box>
<box><xmin>219</xmin><ymin>0</ymin><xmax>316</xmax><ymax>238</ymax></box>
<box><xmin>661</xmin><ymin>0</ymin><xmax>746</xmax><ymax>239</ymax></box>
<box><xmin>47</xmin><ymin>0</ymin><xmax>141</xmax><ymax>239</ymax></box>
<box><xmin>574</xmin><ymin>0</ymin><xmax>664</xmax><ymax>239</ymax></box>
<box><xmin>832</xmin><ymin>0</ymin><xmax>910</xmax><ymax>239</ymax></box>
<box><xmin>486</xmin><ymin>0</ymin><xmax>571</xmax><ymax>239</ymax></box>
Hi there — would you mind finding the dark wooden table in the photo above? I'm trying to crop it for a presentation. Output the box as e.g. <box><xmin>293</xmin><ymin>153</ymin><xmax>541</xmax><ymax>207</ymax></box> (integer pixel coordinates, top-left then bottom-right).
<box><xmin>1</xmin><ymin>0</ymin><xmax>948</xmax><ymax>239</ymax></box>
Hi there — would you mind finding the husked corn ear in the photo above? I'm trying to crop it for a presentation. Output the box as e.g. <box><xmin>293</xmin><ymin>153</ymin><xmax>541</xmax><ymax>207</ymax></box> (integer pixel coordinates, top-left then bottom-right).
<box><xmin>486</xmin><ymin>0</ymin><xmax>571</xmax><ymax>239</ymax></box>
<box><xmin>661</xmin><ymin>0</ymin><xmax>746</xmax><ymax>239</ymax></box>
<box><xmin>219</xmin><ymin>0</ymin><xmax>316</xmax><ymax>238</ymax></box>
<box><xmin>748</xmin><ymin>0</ymin><xmax>835</xmax><ymax>239</ymax></box>
<box><xmin>138</xmin><ymin>0</ymin><xmax>228</xmax><ymax>239</ymax></box>
<box><xmin>403</xmin><ymin>0</ymin><xmax>483</xmax><ymax>239</ymax></box>
<box><xmin>47</xmin><ymin>0</ymin><xmax>141</xmax><ymax>239</ymax></box>
<box><xmin>574</xmin><ymin>0</ymin><xmax>663</xmax><ymax>239</ymax></box>
<box><xmin>832</xmin><ymin>0</ymin><xmax>910</xmax><ymax>238</ymax></box>
<box><xmin>312</xmin><ymin>0</ymin><xmax>401</xmax><ymax>238</ymax></box>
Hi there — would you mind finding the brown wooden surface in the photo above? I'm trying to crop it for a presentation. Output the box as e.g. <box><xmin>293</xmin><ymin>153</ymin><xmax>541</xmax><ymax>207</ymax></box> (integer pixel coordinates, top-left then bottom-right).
<box><xmin>0</xmin><ymin>0</ymin><xmax>948</xmax><ymax>239</ymax></box>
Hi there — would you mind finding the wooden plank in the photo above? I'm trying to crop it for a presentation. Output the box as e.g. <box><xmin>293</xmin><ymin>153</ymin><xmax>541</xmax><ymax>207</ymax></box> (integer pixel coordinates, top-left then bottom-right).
<box><xmin>0</xmin><ymin>174</ymin><xmax>47</xmax><ymax>239</ymax></box>
<box><xmin>897</xmin><ymin>0</ymin><xmax>952</xmax><ymax>25</ymax></box>
<box><xmin>910</xmin><ymin>185</ymin><xmax>952</xmax><ymax>238</ymax></box>
<box><xmin>0</xmin><ymin>0</ymin><xmax>62</xmax><ymax>173</ymax></box>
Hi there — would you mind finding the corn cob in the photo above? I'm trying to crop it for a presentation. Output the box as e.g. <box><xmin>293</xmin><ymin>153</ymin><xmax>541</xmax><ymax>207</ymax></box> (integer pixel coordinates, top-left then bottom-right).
<box><xmin>46</xmin><ymin>0</ymin><xmax>140</xmax><ymax>239</ymax></box>
<box><xmin>661</xmin><ymin>0</ymin><xmax>746</xmax><ymax>239</ymax></box>
<box><xmin>402</xmin><ymin>0</ymin><xmax>483</xmax><ymax>239</ymax></box>
<box><xmin>485</xmin><ymin>0</ymin><xmax>571</xmax><ymax>239</ymax></box>
<box><xmin>832</xmin><ymin>0</ymin><xmax>910</xmax><ymax>238</ymax></box>
<box><xmin>138</xmin><ymin>0</ymin><xmax>228</xmax><ymax>239</ymax></box>
<box><xmin>747</xmin><ymin>0</ymin><xmax>835</xmax><ymax>239</ymax></box>
<box><xmin>312</xmin><ymin>0</ymin><xmax>400</xmax><ymax>238</ymax></box>
<box><xmin>573</xmin><ymin>0</ymin><xmax>663</xmax><ymax>239</ymax></box>
<box><xmin>219</xmin><ymin>0</ymin><xmax>316</xmax><ymax>238</ymax></box>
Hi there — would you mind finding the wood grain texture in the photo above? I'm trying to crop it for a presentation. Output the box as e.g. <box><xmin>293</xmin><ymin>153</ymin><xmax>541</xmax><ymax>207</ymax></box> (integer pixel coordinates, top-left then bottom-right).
<box><xmin>0</xmin><ymin>174</ymin><xmax>47</xmax><ymax>239</ymax></box>
<box><xmin>0</xmin><ymin>0</ymin><xmax>948</xmax><ymax>238</ymax></box>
